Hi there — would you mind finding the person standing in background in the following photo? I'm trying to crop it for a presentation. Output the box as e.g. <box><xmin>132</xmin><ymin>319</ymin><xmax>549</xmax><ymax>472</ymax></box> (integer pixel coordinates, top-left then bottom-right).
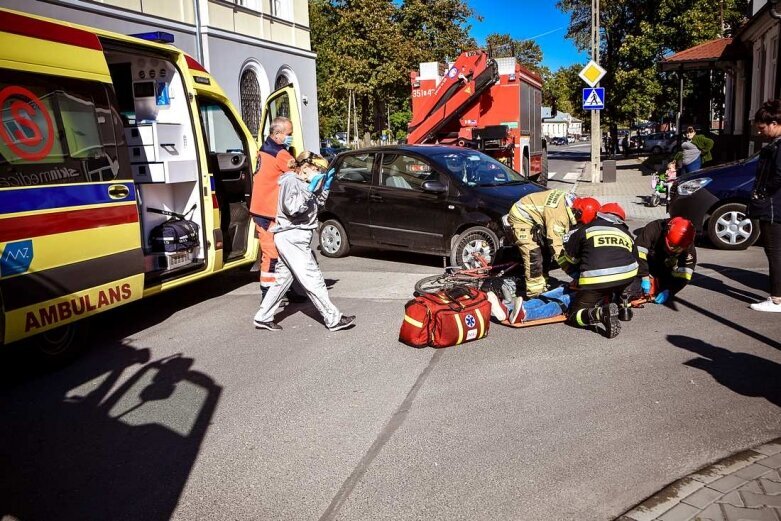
<box><xmin>748</xmin><ymin>100</ymin><xmax>781</xmax><ymax>312</ymax></box>
<box><xmin>676</xmin><ymin>126</ymin><xmax>714</xmax><ymax>173</ymax></box>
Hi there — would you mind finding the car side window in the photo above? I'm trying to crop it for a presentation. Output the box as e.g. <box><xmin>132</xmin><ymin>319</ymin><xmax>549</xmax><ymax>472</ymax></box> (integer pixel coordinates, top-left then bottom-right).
<box><xmin>380</xmin><ymin>154</ymin><xmax>439</xmax><ymax>191</ymax></box>
<box><xmin>337</xmin><ymin>154</ymin><xmax>374</xmax><ymax>184</ymax></box>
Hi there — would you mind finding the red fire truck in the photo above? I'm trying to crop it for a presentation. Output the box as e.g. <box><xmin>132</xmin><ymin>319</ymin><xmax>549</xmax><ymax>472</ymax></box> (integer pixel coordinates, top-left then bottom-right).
<box><xmin>408</xmin><ymin>50</ymin><xmax>547</xmax><ymax>184</ymax></box>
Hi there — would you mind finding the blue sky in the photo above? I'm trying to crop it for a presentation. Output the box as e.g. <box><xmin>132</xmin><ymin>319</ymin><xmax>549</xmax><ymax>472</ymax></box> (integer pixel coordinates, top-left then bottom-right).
<box><xmin>466</xmin><ymin>0</ymin><xmax>589</xmax><ymax>71</ymax></box>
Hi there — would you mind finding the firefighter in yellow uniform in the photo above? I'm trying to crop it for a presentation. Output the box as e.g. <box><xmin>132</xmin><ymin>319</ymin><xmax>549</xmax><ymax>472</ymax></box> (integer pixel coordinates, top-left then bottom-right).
<box><xmin>507</xmin><ymin>190</ymin><xmax>599</xmax><ymax>297</ymax></box>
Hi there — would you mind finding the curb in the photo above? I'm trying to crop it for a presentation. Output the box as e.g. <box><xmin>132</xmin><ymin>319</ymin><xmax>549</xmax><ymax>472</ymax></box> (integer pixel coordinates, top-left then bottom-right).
<box><xmin>616</xmin><ymin>437</ymin><xmax>781</xmax><ymax>521</ymax></box>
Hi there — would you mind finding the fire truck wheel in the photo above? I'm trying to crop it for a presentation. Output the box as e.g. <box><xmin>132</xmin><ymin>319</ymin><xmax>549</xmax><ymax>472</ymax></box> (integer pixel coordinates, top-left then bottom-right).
<box><xmin>538</xmin><ymin>149</ymin><xmax>549</xmax><ymax>187</ymax></box>
<box><xmin>29</xmin><ymin>321</ymin><xmax>91</xmax><ymax>366</ymax></box>
<box><xmin>451</xmin><ymin>227</ymin><xmax>499</xmax><ymax>269</ymax></box>
<box><xmin>319</xmin><ymin>219</ymin><xmax>350</xmax><ymax>257</ymax></box>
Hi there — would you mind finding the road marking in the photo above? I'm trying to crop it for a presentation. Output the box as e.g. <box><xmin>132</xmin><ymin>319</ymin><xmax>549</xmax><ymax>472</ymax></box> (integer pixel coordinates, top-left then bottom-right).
<box><xmin>564</xmin><ymin>172</ymin><xmax>580</xmax><ymax>181</ymax></box>
<box><xmin>547</xmin><ymin>171</ymin><xmax>557</xmax><ymax>179</ymax></box>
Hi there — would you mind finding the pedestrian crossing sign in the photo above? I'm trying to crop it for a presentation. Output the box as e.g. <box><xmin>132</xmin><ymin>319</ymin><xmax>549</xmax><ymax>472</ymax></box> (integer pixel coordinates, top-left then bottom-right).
<box><xmin>582</xmin><ymin>87</ymin><xmax>605</xmax><ymax>110</ymax></box>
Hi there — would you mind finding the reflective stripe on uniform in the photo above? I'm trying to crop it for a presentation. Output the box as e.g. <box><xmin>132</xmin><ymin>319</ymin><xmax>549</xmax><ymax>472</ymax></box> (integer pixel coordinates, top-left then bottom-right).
<box><xmin>575</xmin><ymin>309</ymin><xmax>588</xmax><ymax>326</ymax></box>
<box><xmin>585</xmin><ymin>226</ymin><xmax>625</xmax><ymax>236</ymax></box>
<box><xmin>637</xmin><ymin>246</ymin><xmax>648</xmax><ymax>260</ymax></box>
<box><xmin>672</xmin><ymin>267</ymin><xmax>694</xmax><ymax>280</ymax></box>
<box><xmin>558</xmin><ymin>253</ymin><xmax>579</xmax><ymax>267</ymax></box>
<box><xmin>510</xmin><ymin>203</ymin><xmax>534</xmax><ymax>224</ymax></box>
<box><xmin>404</xmin><ymin>315</ymin><xmax>424</xmax><ymax>328</ymax></box>
<box><xmin>579</xmin><ymin>263</ymin><xmax>639</xmax><ymax>286</ymax></box>
<box><xmin>581</xmin><ymin>262</ymin><xmax>640</xmax><ymax>279</ymax></box>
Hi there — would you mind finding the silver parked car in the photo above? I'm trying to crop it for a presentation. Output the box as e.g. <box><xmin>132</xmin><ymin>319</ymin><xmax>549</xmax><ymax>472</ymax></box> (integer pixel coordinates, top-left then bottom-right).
<box><xmin>642</xmin><ymin>131</ymin><xmax>678</xmax><ymax>154</ymax></box>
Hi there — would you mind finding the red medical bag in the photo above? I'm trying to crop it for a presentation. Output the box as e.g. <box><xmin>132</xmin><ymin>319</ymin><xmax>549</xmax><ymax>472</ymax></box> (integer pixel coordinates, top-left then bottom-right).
<box><xmin>399</xmin><ymin>287</ymin><xmax>491</xmax><ymax>348</ymax></box>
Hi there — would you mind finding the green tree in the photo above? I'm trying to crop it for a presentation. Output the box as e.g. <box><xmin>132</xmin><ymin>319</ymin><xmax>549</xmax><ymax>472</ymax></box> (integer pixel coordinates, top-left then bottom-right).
<box><xmin>556</xmin><ymin>0</ymin><xmax>746</xmax><ymax>127</ymax></box>
<box><xmin>484</xmin><ymin>33</ymin><xmax>545</xmax><ymax>74</ymax></box>
<box><xmin>310</xmin><ymin>0</ymin><xmax>475</xmax><ymax>141</ymax></box>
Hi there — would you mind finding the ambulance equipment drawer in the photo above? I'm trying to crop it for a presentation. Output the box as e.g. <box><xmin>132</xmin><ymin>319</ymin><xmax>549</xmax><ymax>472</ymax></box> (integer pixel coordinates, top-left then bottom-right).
<box><xmin>132</xmin><ymin>160</ymin><xmax>198</xmax><ymax>183</ymax></box>
<box><xmin>125</xmin><ymin>123</ymin><xmax>195</xmax><ymax>162</ymax></box>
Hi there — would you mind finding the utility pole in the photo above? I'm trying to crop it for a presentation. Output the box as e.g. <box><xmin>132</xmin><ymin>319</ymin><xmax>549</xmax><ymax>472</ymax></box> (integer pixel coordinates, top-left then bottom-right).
<box><xmin>590</xmin><ymin>0</ymin><xmax>601</xmax><ymax>182</ymax></box>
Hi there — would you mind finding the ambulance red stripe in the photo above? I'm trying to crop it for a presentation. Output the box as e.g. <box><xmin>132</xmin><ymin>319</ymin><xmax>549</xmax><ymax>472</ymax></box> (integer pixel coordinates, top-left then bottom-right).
<box><xmin>0</xmin><ymin>11</ymin><xmax>102</xmax><ymax>51</ymax></box>
<box><xmin>0</xmin><ymin>205</ymin><xmax>138</xmax><ymax>243</ymax></box>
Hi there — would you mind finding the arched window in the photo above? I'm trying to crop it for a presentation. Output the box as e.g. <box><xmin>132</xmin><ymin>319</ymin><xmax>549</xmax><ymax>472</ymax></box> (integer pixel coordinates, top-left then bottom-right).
<box><xmin>240</xmin><ymin>68</ymin><xmax>262</xmax><ymax>137</ymax></box>
<box><xmin>275</xmin><ymin>74</ymin><xmax>290</xmax><ymax>90</ymax></box>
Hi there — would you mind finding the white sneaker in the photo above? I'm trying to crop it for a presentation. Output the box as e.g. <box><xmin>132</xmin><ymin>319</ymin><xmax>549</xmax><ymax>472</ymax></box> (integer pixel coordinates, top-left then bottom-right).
<box><xmin>486</xmin><ymin>291</ymin><xmax>507</xmax><ymax>321</ymax></box>
<box><xmin>749</xmin><ymin>297</ymin><xmax>781</xmax><ymax>312</ymax></box>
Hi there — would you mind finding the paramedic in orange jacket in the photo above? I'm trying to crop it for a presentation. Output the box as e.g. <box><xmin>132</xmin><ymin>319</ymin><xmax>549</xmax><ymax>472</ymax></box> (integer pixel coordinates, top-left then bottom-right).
<box><xmin>250</xmin><ymin>116</ymin><xmax>296</xmax><ymax>299</ymax></box>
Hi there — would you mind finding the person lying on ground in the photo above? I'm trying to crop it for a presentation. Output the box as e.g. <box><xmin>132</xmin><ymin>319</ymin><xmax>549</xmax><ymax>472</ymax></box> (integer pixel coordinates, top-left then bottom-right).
<box><xmin>486</xmin><ymin>284</ymin><xmax>571</xmax><ymax>326</ymax></box>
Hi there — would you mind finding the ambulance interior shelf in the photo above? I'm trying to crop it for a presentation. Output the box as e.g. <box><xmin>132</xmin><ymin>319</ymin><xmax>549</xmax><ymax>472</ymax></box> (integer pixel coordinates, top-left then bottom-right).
<box><xmin>105</xmin><ymin>48</ymin><xmax>204</xmax><ymax>274</ymax></box>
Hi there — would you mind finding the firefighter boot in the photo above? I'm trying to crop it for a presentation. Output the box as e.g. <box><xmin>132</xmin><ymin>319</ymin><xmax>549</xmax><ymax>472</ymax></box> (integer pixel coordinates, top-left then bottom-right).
<box><xmin>600</xmin><ymin>303</ymin><xmax>621</xmax><ymax>338</ymax></box>
<box><xmin>587</xmin><ymin>303</ymin><xmax>621</xmax><ymax>339</ymax></box>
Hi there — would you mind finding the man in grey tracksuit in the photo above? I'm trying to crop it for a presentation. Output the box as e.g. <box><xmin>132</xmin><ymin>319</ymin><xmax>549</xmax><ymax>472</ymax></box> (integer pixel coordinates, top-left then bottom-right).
<box><xmin>253</xmin><ymin>159</ymin><xmax>355</xmax><ymax>331</ymax></box>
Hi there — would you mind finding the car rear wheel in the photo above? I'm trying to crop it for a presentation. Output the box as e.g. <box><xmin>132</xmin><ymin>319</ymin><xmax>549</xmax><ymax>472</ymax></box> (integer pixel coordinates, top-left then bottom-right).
<box><xmin>319</xmin><ymin>219</ymin><xmax>350</xmax><ymax>257</ymax></box>
<box><xmin>450</xmin><ymin>226</ymin><xmax>499</xmax><ymax>269</ymax></box>
<box><xmin>651</xmin><ymin>146</ymin><xmax>662</xmax><ymax>154</ymax></box>
<box><xmin>706</xmin><ymin>203</ymin><xmax>760</xmax><ymax>250</ymax></box>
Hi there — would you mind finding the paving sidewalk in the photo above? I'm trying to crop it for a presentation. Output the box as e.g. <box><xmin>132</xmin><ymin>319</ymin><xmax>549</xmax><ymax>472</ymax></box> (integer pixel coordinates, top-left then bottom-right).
<box><xmin>574</xmin><ymin>157</ymin><xmax>667</xmax><ymax>225</ymax></box>
<box><xmin>571</xmin><ymin>159</ymin><xmax>781</xmax><ymax>520</ymax></box>
<box><xmin>617</xmin><ymin>438</ymin><xmax>781</xmax><ymax>521</ymax></box>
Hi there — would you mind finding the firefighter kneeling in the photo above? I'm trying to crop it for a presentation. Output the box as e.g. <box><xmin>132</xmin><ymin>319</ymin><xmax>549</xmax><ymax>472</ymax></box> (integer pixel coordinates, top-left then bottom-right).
<box><xmin>507</xmin><ymin>189</ymin><xmax>600</xmax><ymax>297</ymax></box>
<box><xmin>558</xmin><ymin>203</ymin><xmax>638</xmax><ymax>338</ymax></box>
<box><xmin>630</xmin><ymin>217</ymin><xmax>697</xmax><ymax>304</ymax></box>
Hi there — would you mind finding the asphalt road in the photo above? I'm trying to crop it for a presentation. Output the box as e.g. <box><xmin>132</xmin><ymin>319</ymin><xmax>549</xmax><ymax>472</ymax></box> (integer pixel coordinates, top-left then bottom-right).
<box><xmin>1</xmin><ymin>152</ymin><xmax>779</xmax><ymax>520</ymax></box>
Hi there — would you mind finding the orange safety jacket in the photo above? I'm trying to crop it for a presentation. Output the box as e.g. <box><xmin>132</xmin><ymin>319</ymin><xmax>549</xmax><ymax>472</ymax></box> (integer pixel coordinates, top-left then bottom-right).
<box><xmin>250</xmin><ymin>137</ymin><xmax>294</xmax><ymax>219</ymax></box>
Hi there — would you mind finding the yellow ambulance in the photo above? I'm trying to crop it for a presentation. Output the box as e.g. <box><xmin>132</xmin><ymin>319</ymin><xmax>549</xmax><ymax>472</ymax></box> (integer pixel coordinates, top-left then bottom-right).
<box><xmin>0</xmin><ymin>8</ymin><xmax>303</xmax><ymax>359</ymax></box>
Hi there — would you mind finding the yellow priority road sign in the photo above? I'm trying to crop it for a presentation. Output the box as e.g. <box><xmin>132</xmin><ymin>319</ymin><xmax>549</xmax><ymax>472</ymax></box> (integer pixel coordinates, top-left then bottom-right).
<box><xmin>579</xmin><ymin>60</ymin><xmax>606</xmax><ymax>87</ymax></box>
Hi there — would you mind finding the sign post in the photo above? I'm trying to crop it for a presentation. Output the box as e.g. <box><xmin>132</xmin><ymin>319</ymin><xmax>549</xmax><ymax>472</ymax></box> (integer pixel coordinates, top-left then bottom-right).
<box><xmin>579</xmin><ymin>58</ymin><xmax>606</xmax><ymax>184</ymax></box>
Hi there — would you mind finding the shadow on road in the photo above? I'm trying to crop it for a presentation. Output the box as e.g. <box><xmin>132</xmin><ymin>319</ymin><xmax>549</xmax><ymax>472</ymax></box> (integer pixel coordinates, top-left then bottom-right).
<box><xmin>675</xmin><ymin>295</ymin><xmax>780</xmax><ymax>351</ymax></box>
<box><xmin>698</xmin><ymin>262</ymin><xmax>768</xmax><ymax>293</ymax></box>
<box><xmin>667</xmin><ymin>334</ymin><xmax>781</xmax><ymax>408</ymax></box>
<box><xmin>690</xmin><ymin>270</ymin><xmax>765</xmax><ymax>304</ymax></box>
<box><xmin>0</xmin><ymin>341</ymin><xmax>221</xmax><ymax>520</ymax></box>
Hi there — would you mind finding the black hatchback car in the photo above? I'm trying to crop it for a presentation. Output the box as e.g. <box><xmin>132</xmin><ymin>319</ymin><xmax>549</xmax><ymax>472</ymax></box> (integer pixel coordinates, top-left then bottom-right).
<box><xmin>317</xmin><ymin>145</ymin><xmax>544</xmax><ymax>267</ymax></box>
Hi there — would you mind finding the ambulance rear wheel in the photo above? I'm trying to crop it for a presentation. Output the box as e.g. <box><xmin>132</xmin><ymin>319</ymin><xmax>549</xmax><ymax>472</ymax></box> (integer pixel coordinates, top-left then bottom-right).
<box><xmin>32</xmin><ymin>322</ymin><xmax>90</xmax><ymax>365</ymax></box>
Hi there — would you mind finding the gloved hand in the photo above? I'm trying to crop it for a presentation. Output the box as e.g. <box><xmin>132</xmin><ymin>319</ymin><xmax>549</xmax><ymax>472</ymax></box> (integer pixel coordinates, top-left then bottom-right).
<box><xmin>654</xmin><ymin>289</ymin><xmax>670</xmax><ymax>304</ymax></box>
<box><xmin>307</xmin><ymin>173</ymin><xmax>325</xmax><ymax>192</ymax></box>
<box><xmin>641</xmin><ymin>277</ymin><xmax>652</xmax><ymax>296</ymax></box>
<box><xmin>323</xmin><ymin>168</ymin><xmax>336</xmax><ymax>191</ymax></box>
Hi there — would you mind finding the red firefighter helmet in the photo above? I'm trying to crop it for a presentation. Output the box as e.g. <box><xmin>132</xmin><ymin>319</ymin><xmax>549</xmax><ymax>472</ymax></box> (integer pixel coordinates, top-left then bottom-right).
<box><xmin>599</xmin><ymin>202</ymin><xmax>626</xmax><ymax>221</ymax></box>
<box><xmin>571</xmin><ymin>197</ymin><xmax>600</xmax><ymax>224</ymax></box>
<box><xmin>665</xmin><ymin>216</ymin><xmax>695</xmax><ymax>253</ymax></box>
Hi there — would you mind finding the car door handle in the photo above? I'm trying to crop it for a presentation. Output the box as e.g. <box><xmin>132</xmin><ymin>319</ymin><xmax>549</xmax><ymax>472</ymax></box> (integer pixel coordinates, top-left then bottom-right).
<box><xmin>370</xmin><ymin>194</ymin><xmax>383</xmax><ymax>202</ymax></box>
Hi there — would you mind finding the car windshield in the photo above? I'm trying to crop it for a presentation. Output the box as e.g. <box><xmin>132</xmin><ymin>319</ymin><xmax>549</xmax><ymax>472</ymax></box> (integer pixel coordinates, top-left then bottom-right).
<box><xmin>429</xmin><ymin>150</ymin><xmax>525</xmax><ymax>187</ymax></box>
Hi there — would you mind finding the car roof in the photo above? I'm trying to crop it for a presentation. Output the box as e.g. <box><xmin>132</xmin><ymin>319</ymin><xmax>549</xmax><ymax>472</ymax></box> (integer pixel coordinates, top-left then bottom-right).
<box><xmin>339</xmin><ymin>144</ymin><xmax>472</xmax><ymax>156</ymax></box>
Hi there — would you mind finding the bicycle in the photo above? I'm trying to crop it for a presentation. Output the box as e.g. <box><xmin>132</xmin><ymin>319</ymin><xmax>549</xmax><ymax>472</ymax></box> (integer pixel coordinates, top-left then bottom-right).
<box><xmin>414</xmin><ymin>254</ymin><xmax>520</xmax><ymax>295</ymax></box>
